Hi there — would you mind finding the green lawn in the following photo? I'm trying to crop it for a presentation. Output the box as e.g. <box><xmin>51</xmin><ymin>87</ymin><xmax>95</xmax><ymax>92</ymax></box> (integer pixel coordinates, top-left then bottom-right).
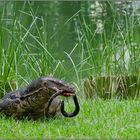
<box><xmin>0</xmin><ymin>99</ymin><xmax>140</xmax><ymax>139</ymax></box>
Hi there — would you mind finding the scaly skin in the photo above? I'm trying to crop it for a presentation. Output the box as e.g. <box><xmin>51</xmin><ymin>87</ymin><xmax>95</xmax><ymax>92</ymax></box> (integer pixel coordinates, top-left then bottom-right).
<box><xmin>0</xmin><ymin>77</ymin><xmax>80</xmax><ymax>119</ymax></box>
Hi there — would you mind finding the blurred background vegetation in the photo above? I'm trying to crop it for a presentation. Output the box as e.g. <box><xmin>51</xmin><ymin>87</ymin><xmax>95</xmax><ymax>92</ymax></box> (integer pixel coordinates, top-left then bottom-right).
<box><xmin>0</xmin><ymin>1</ymin><xmax>140</xmax><ymax>98</ymax></box>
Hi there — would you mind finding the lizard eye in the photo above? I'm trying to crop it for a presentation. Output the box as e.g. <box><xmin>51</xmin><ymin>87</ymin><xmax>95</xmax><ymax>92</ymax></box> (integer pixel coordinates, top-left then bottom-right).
<box><xmin>43</xmin><ymin>81</ymin><xmax>48</xmax><ymax>87</ymax></box>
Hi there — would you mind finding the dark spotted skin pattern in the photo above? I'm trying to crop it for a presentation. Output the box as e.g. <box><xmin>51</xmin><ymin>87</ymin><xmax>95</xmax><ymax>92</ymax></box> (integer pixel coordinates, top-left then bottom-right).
<box><xmin>0</xmin><ymin>77</ymin><xmax>79</xmax><ymax>119</ymax></box>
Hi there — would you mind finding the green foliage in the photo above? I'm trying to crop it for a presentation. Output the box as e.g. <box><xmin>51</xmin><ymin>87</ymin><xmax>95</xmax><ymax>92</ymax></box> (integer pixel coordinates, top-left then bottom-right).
<box><xmin>0</xmin><ymin>1</ymin><xmax>140</xmax><ymax>99</ymax></box>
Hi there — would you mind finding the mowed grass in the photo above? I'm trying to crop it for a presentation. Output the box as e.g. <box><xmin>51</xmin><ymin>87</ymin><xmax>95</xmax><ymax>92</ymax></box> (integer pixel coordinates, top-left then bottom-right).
<box><xmin>0</xmin><ymin>99</ymin><xmax>140</xmax><ymax>139</ymax></box>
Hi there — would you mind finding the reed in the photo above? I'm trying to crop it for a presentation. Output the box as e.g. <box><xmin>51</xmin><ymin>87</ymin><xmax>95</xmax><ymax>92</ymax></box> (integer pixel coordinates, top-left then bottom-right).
<box><xmin>0</xmin><ymin>2</ymin><xmax>140</xmax><ymax>99</ymax></box>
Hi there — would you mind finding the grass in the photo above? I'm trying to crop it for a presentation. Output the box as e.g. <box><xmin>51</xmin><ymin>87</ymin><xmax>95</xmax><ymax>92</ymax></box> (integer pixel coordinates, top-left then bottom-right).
<box><xmin>0</xmin><ymin>99</ymin><xmax>140</xmax><ymax>139</ymax></box>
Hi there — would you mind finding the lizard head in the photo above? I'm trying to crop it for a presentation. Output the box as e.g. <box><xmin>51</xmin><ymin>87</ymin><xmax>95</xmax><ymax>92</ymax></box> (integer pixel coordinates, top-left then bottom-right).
<box><xmin>28</xmin><ymin>76</ymin><xmax>76</xmax><ymax>97</ymax></box>
<box><xmin>43</xmin><ymin>77</ymin><xmax>75</xmax><ymax>96</ymax></box>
